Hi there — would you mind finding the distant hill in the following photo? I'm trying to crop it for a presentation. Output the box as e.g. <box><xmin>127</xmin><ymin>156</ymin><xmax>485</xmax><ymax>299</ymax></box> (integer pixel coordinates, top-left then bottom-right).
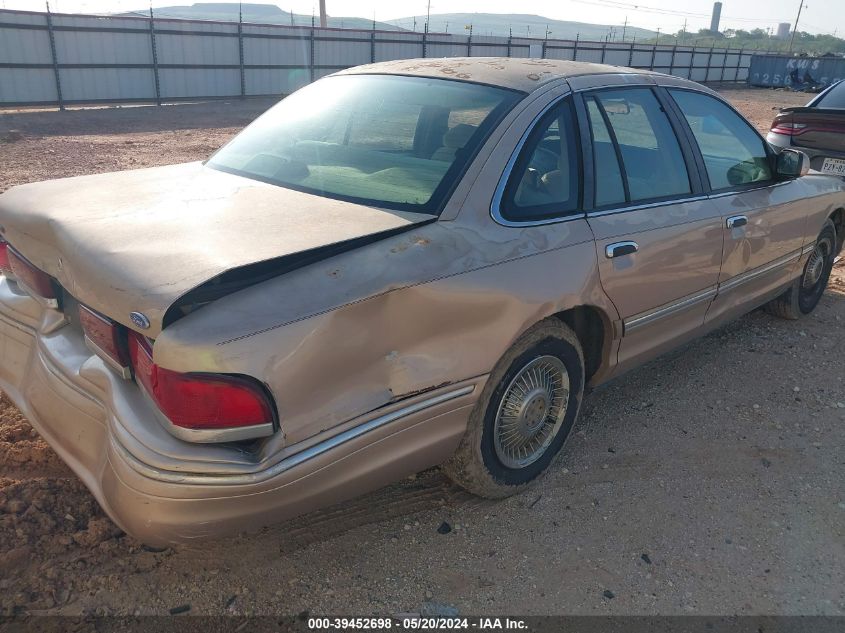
<box><xmin>388</xmin><ymin>12</ymin><xmax>657</xmax><ymax>41</ymax></box>
<box><xmin>118</xmin><ymin>3</ymin><xmax>401</xmax><ymax>31</ymax></box>
<box><xmin>117</xmin><ymin>5</ymin><xmax>657</xmax><ymax>42</ymax></box>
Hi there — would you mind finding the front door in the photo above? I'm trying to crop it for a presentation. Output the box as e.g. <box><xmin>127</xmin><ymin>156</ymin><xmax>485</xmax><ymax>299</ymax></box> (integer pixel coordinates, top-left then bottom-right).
<box><xmin>667</xmin><ymin>89</ymin><xmax>808</xmax><ymax>324</ymax></box>
<box><xmin>579</xmin><ymin>87</ymin><xmax>725</xmax><ymax>374</ymax></box>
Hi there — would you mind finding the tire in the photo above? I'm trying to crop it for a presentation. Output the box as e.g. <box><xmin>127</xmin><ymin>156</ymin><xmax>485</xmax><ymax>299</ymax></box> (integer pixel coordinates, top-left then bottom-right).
<box><xmin>766</xmin><ymin>219</ymin><xmax>837</xmax><ymax>320</ymax></box>
<box><xmin>443</xmin><ymin>319</ymin><xmax>584</xmax><ymax>498</ymax></box>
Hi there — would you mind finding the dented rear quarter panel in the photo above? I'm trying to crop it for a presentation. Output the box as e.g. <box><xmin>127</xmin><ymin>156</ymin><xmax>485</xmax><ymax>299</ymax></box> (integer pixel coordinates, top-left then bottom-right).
<box><xmin>154</xmin><ymin>81</ymin><xmax>619</xmax><ymax>446</ymax></box>
<box><xmin>155</xmin><ymin>220</ymin><xmax>611</xmax><ymax>446</ymax></box>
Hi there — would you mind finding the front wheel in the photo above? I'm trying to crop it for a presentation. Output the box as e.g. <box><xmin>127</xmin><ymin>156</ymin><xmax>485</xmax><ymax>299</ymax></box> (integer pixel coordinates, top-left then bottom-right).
<box><xmin>766</xmin><ymin>220</ymin><xmax>837</xmax><ymax>320</ymax></box>
<box><xmin>443</xmin><ymin>319</ymin><xmax>584</xmax><ymax>498</ymax></box>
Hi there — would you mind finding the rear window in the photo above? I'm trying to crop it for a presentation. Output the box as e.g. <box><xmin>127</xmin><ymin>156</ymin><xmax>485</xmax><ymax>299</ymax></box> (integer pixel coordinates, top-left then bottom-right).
<box><xmin>813</xmin><ymin>81</ymin><xmax>845</xmax><ymax>109</ymax></box>
<box><xmin>208</xmin><ymin>75</ymin><xmax>521</xmax><ymax>213</ymax></box>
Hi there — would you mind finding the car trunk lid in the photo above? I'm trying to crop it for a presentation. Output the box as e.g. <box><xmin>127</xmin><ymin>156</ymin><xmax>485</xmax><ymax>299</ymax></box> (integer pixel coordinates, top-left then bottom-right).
<box><xmin>0</xmin><ymin>162</ymin><xmax>433</xmax><ymax>337</ymax></box>
<box><xmin>774</xmin><ymin>106</ymin><xmax>845</xmax><ymax>153</ymax></box>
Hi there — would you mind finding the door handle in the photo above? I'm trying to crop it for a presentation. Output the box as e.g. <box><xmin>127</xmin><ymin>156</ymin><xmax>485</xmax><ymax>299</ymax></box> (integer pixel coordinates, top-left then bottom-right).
<box><xmin>726</xmin><ymin>215</ymin><xmax>748</xmax><ymax>229</ymax></box>
<box><xmin>605</xmin><ymin>241</ymin><xmax>639</xmax><ymax>258</ymax></box>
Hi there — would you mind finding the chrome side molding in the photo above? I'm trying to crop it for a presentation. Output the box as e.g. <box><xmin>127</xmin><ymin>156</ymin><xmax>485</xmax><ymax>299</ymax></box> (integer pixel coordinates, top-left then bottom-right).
<box><xmin>718</xmin><ymin>248</ymin><xmax>802</xmax><ymax>293</ymax></box>
<box><xmin>624</xmin><ymin>286</ymin><xmax>717</xmax><ymax>333</ymax></box>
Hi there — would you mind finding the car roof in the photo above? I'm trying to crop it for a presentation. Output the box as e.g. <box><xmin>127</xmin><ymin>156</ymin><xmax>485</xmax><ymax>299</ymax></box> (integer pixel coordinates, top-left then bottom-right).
<box><xmin>334</xmin><ymin>57</ymin><xmax>703</xmax><ymax>93</ymax></box>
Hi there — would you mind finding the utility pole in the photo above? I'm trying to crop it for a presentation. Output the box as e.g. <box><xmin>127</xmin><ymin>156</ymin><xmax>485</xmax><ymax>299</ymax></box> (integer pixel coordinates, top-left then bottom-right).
<box><xmin>656</xmin><ymin>27</ymin><xmax>660</xmax><ymax>44</ymax></box>
<box><xmin>681</xmin><ymin>19</ymin><xmax>687</xmax><ymax>43</ymax></box>
<box><xmin>622</xmin><ymin>16</ymin><xmax>627</xmax><ymax>42</ymax></box>
<box><xmin>789</xmin><ymin>1</ymin><xmax>805</xmax><ymax>53</ymax></box>
<box><xmin>318</xmin><ymin>0</ymin><xmax>326</xmax><ymax>28</ymax></box>
<box><xmin>426</xmin><ymin>0</ymin><xmax>431</xmax><ymax>32</ymax></box>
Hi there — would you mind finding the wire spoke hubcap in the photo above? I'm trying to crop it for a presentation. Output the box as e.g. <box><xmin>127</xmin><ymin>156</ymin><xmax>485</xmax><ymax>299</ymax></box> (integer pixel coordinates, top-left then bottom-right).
<box><xmin>493</xmin><ymin>355</ymin><xmax>569</xmax><ymax>469</ymax></box>
<box><xmin>802</xmin><ymin>238</ymin><xmax>831</xmax><ymax>291</ymax></box>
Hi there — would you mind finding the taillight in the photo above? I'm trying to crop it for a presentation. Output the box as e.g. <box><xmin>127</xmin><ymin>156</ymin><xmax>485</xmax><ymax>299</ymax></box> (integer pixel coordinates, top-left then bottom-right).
<box><xmin>79</xmin><ymin>304</ymin><xmax>131</xmax><ymax>377</ymax></box>
<box><xmin>771</xmin><ymin>122</ymin><xmax>809</xmax><ymax>136</ymax></box>
<box><xmin>0</xmin><ymin>239</ymin><xmax>10</xmax><ymax>274</ymax></box>
<box><xmin>7</xmin><ymin>246</ymin><xmax>57</xmax><ymax>302</ymax></box>
<box><xmin>128</xmin><ymin>332</ymin><xmax>274</xmax><ymax>434</ymax></box>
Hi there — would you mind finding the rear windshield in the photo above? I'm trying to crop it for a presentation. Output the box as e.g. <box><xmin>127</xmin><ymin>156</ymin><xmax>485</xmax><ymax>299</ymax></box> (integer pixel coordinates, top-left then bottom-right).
<box><xmin>208</xmin><ymin>75</ymin><xmax>521</xmax><ymax>213</ymax></box>
<box><xmin>813</xmin><ymin>80</ymin><xmax>845</xmax><ymax>108</ymax></box>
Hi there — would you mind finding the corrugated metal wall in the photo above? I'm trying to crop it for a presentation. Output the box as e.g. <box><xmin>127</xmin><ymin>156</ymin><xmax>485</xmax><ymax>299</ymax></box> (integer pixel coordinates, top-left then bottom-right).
<box><xmin>0</xmin><ymin>8</ymin><xmax>772</xmax><ymax>108</ymax></box>
<box><xmin>748</xmin><ymin>54</ymin><xmax>845</xmax><ymax>88</ymax></box>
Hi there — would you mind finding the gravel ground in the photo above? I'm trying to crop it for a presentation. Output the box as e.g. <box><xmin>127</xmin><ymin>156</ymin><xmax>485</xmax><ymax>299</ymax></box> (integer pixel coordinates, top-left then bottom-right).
<box><xmin>0</xmin><ymin>87</ymin><xmax>843</xmax><ymax>617</ymax></box>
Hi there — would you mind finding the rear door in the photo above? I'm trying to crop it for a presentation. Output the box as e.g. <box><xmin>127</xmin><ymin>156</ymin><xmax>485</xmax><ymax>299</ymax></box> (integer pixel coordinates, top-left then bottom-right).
<box><xmin>578</xmin><ymin>86</ymin><xmax>724</xmax><ymax>374</ymax></box>
<box><xmin>667</xmin><ymin>89</ymin><xmax>809</xmax><ymax>324</ymax></box>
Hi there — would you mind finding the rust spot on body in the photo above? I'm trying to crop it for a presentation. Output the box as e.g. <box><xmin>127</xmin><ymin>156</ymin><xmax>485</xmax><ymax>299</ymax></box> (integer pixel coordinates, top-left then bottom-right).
<box><xmin>392</xmin><ymin>381</ymin><xmax>452</xmax><ymax>401</ymax></box>
<box><xmin>390</xmin><ymin>236</ymin><xmax>431</xmax><ymax>253</ymax></box>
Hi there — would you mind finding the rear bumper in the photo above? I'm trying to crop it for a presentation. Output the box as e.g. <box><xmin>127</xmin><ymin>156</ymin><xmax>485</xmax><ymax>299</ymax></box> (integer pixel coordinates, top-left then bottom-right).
<box><xmin>0</xmin><ymin>277</ymin><xmax>480</xmax><ymax>545</ymax></box>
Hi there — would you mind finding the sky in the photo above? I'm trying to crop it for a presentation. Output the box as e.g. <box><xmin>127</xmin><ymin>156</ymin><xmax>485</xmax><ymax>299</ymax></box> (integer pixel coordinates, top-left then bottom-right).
<box><xmin>1</xmin><ymin>0</ymin><xmax>841</xmax><ymax>37</ymax></box>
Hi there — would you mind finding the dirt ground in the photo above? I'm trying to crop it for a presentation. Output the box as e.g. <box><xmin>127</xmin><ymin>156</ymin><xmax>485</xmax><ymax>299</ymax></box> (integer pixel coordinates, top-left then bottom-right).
<box><xmin>0</xmin><ymin>87</ymin><xmax>843</xmax><ymax>617</ymax></box>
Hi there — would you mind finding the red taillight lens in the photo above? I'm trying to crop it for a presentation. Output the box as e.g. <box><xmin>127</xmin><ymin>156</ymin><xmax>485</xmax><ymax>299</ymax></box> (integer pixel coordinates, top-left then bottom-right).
<box><xmin>8</xmin><ymin>246</ymin><xmax>56</xmax><ymax>300</ymax></box>
<box><xmin>771</xmin><ymin>122</ymin><xmax>808</xmax><ymax>136</ymax></box>
<box><xmin>0</xmin><ymin>240</ymin><xmax>10</xmax><ymax>274</ymax></box>
<box><xmin>128</xmin><ymin>332</ymin><xmax>274</xmax><ymax>431</ymax></box>
<box><xmin>79</xmin><ymin>304</ymin><xmax>130</xmax><ymax>374</ymax></box>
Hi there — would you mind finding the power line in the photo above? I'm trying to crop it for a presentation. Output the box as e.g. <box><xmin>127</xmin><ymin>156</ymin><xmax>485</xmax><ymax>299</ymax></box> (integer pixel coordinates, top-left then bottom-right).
<box><xmin>800</xmin><ymin>21</ymin><xmax>839</xmax><ymax>37</ymax></box>
<box><xmin>568</xmin><ymin>0</ymin><xmax>794</xmax><ymax>24</ymax></box>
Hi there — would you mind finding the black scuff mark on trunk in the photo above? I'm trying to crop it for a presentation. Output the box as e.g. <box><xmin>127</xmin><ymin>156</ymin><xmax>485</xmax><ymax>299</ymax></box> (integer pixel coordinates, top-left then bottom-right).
<box><xmin>162</xmin><ymin>218</ymin><xmax>435</xmax><ymax>328</ymax></box>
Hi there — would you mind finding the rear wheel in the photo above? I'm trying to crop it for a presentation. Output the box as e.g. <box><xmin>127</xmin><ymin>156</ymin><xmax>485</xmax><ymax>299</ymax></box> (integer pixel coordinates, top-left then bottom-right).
<box><xmin>443</xmin><ymin>319</ymin><xmax>584</xmax><ymax>498</ymax></box>
<box><xmin>766</xmin><ymin>220</ymin><xmax>836</xmax><ymax>320</ymax></box>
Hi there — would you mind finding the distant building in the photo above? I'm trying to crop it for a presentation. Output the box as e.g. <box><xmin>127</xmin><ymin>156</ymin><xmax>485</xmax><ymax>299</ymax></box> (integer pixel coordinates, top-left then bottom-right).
<box><xmin>710</xmin><ymin>2</ymin><xmax>722</xmax><ymax>33</ymax></box>
<box><xmin>776</xmin><ymin>22</ymin><xmax>791</xmax><ymax>39</ymax></box>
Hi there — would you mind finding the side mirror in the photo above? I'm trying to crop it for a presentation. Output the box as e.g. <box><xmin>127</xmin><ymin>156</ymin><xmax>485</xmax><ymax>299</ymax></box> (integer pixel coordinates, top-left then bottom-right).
<box><xmin>776</xmin><ymin>148</ymin><xmax>810</xmax><ymax>179</ymax></box>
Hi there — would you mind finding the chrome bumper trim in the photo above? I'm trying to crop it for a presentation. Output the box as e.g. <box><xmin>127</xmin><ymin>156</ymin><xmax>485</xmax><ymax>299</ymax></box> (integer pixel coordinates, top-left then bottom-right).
<box><xmin>84</xmin><ymin>335</ymin><xmax>132</xmax><ymax>380</ymax></box>
<box><xmin>14</xmin><ymin>277</ymin><xmax>59</xmax><ymax>310</ymax></box>
<box><xmin>114</xmin><ymin>384</ymin><xmax>475</xmax><ymax>486</ymax></box>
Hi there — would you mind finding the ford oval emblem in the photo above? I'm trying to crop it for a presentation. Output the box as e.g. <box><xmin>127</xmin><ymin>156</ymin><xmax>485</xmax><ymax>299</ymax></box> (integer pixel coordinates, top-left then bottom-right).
<box><xmin>129</xmin><ymin>311</ymin><xmax>150</xmax><ymax>330</ymax></box>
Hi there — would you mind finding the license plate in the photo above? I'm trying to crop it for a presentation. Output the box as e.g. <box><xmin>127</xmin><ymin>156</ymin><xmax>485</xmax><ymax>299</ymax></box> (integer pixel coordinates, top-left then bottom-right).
<box><xmin>821</xmin><ymin>157</ymin><xmax>845</xmax><ymax>175</ymax></box>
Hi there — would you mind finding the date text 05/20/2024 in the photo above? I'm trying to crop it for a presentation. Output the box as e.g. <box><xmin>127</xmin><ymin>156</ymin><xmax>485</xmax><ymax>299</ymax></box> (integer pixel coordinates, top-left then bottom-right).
<box><xmin>307</xmin><ymin>618</ymin><xmax>528</xmax><ymax>630</ymax></box>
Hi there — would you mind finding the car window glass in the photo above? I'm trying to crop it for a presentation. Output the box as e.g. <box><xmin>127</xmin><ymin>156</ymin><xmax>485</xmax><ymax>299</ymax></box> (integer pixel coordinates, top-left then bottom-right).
<box><xmin>585</xmin><ymin>97</ymin><xmax>626</xmax><ymax>207</ymax></box>
<box><xmin>814</xmin><ymin>81</ymin><xmax>845</xmax><ymax>108</ymax></box>
<box><xmin>669</xmin><ymin>89</ymin><xmax>773</xmax><ymax>190</ymax></box>
<box><xmin>591</xmin><ymin>88</ymin><xmax>692</xmax><ymax>203</ymax></box>
<box><xmin>346</xmin><ymin>103</ymin><xmax>423</xmax><ymax>151</ymax></box>
<box><xmin>207</xmin><ymin>75</ymin><xmax>520</xmax><ymax>213</ymax></box>
<box><xmin>501</xmin><ymin>98</ymin><xmax>581</xmax><ymax>221</ymax></box>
